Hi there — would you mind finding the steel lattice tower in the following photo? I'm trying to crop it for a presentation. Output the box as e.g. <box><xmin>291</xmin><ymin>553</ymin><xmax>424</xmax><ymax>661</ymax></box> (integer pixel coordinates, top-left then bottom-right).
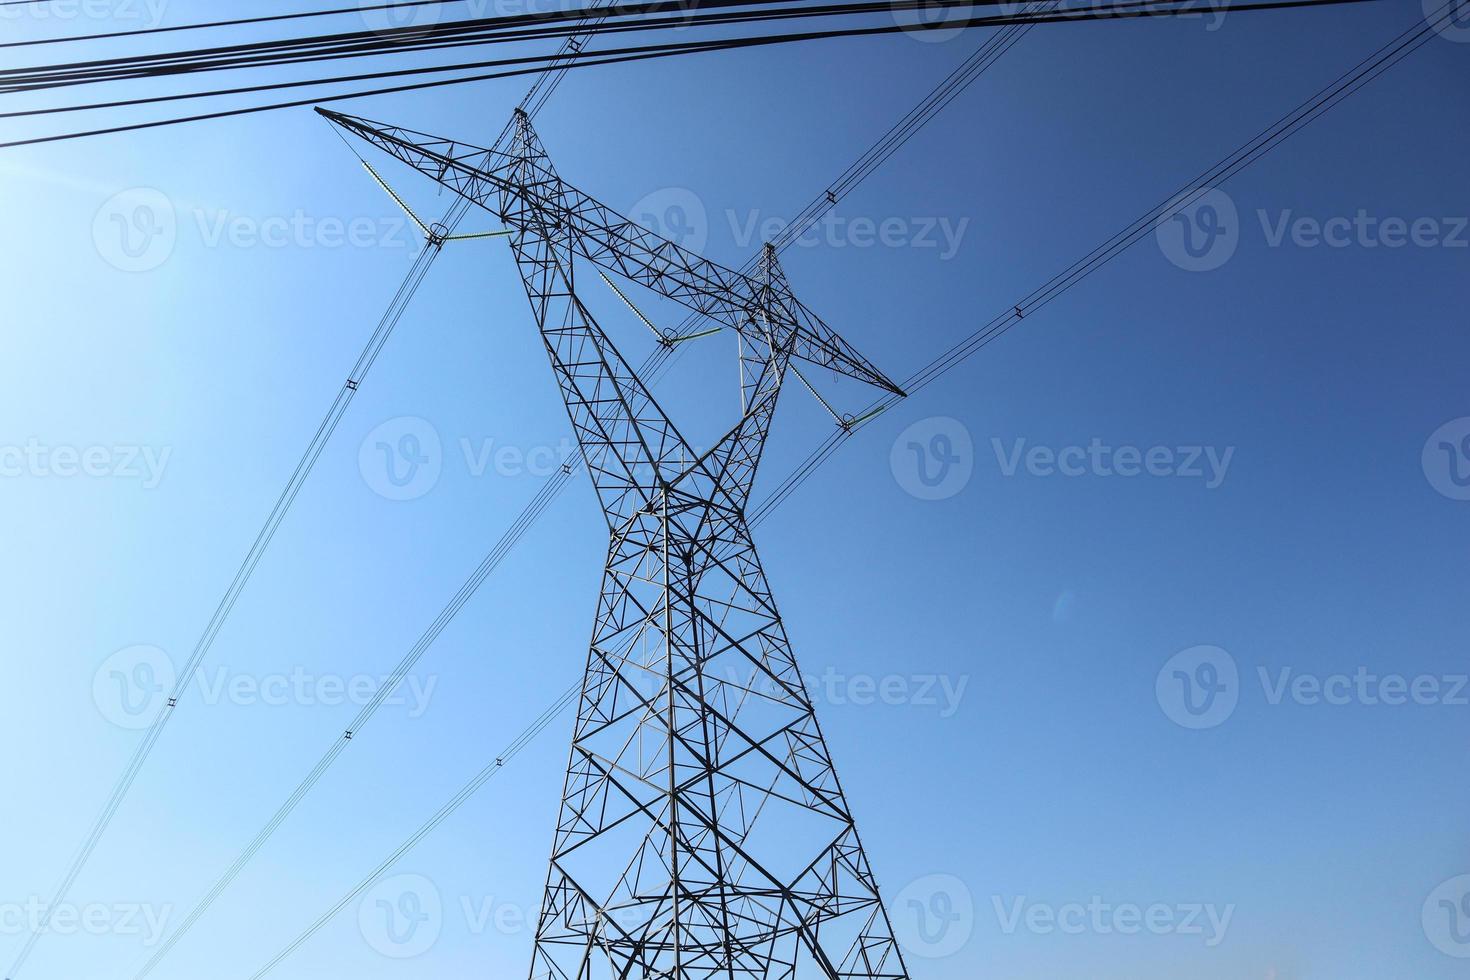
<box><xmin>325</xmin><ymin>107</ymin><xmax>911</xmax><ymax>980</ymax></box>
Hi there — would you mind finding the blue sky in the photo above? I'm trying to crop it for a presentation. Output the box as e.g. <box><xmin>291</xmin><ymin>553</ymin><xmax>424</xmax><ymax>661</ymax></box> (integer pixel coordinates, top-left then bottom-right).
<box><xmin>2</xmin><ymin>2</ymin><xmax>1469</xmax><ymax>978</ymax></box>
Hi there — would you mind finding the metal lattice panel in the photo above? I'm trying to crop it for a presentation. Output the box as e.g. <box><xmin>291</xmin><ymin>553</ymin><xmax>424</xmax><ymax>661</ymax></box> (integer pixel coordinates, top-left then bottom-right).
<box><xmin>330</xmin><ymin>108</ymin><xmax>909</xmax><ymax>980</ymax></box>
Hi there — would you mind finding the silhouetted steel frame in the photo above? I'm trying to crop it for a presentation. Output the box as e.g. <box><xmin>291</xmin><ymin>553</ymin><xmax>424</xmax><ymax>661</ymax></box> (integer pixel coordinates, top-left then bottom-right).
<box><xmin>325</xmin><ymin>106</ymin><xmax>910</xmax><ymax>980</ymax></box>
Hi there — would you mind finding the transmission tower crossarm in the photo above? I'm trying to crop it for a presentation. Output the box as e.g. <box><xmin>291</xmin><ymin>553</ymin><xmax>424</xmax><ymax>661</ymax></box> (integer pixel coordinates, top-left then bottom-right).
<box><xmin>318</xmin><ymin>106</ymin><xmax>907</xmax><ymax>398</ymax></box>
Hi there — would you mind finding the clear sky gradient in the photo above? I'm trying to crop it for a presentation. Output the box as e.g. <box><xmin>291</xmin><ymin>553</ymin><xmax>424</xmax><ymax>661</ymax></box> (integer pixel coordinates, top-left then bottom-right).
<box><xmin>2</xmin><ymin>2</ymin><xmax>1468</xmax><ymax>978</ymax></box>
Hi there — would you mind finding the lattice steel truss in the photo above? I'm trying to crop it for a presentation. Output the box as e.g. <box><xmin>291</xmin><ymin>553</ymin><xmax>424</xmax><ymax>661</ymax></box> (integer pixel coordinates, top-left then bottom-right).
<box><xmin>325</xmin><ymin>106</ymin><xmax>911</xmax><ymax>980</ymax></box>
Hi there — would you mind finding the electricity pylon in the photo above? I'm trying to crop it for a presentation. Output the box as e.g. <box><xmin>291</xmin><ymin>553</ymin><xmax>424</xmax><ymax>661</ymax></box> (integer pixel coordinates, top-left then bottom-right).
<box><xmin>324</xmin><ymin>106</ymin><xmax>911</xmax><ymax>980</ymax></box>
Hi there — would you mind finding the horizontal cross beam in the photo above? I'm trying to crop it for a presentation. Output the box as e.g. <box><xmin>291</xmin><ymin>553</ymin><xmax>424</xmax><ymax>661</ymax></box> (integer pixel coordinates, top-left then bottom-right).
<box><xmin>320</xmin><ymin>107</ymin><xmax>906</xmax><ymax>398</ymax></box>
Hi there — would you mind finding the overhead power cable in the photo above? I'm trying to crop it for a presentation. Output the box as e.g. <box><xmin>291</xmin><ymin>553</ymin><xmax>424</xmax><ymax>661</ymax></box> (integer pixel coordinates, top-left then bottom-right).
<box><xmin>662</xmin><ymin>0</ymin><xmax>1055</xmax><ymax>346</ymax></box>
<box><xmin>0</xmin><ymin>9</ymin><xmax>611</xmax><ymax>980</ymax></box>
<box><xmin>20</xmin><ymin>3</ymin><xmax>1420</xmax><ymax>974</ymax></box>
<box><xmin>238</xmin><ymin>11</ymin><xmax>1445</xmax><ymax>972</ymax></box>
<box><xmin>748</xmin><ymin>0</ymin><xmax>1453</xmax><ymax>525</ymax></box>
<box><xmin>0</xmin><ymin>0</ymin><xmax>992</xmax><ymax>86</ymax></box>
<box><xmin>129</xmin><ymin>464</ymin><xmax>574</xmax><ymax>979</ymax></box>
<box><xmin>149</xmin><ymin>19</ymin><xmax>1056</xmax><ymax>973</ymax></box>
<box><xmin>0</xmin><ymin>0</ymin><xmax>1377</xmax><ymax>150</ymax></box>
<box><xmin>1</xmin><ymin>0</ymin><xmax>599</xmax><ymax>49</ymax></box>
<box><xmin>127</xmin><ymin>340</ymin><xmax>693</xmax><ymax>980</ymax></box>
<box><xmin>243</xmin><ymin>679</ymin><xmax>583</xmax><ymax>980</ymax></box>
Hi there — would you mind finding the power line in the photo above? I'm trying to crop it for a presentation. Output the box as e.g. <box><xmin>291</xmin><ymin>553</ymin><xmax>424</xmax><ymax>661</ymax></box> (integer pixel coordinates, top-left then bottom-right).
<box><xmin>749</xmin><ymin>0</ymin><xmax>1452</xmax><ymax>524</ymax></box>
<box><xmin>13</xmin><ymin>1</ymin><xmax>1424</xmax><ymax>973</ymax></box>
<box><xmin>0</xmin><ymin>0</ymin><xmax>1376</xmax><ymax>150</ymax></box>
<box><xmin>0</xmin><ymin>0</ymin><xmax>999</xmax><ymax>114</ymax></box>
<box><xmin>663</xmin><ymin>0</ymin><xmax>1054</xmax><ymax>346</ymax></box>
<box><xmin>5</xmin><ymin>0</ymin><xmax>977</xmax><ymax>51</ymax></box>
<box><xmin>234</xmin><ymin>12</ymin><xmax>1445</xmax><ymax>971</ymax></box>
<box><xmin>125</xmin><ymin>341</ymin><xmax>699</xmax><ymax>980</ymax></box>
<box><xmin>154</xmin><ymin>18</ymin><xmax>1061</xmax><ymax>972</ymax></box>
<box><xmin>0</xmin><ymin>10</ymin><xmax>611</xmax><ymax>980</ymax></box>
<box><xmin>0</xmin><ymin>0</ymin><xmax>573</xmax><ymax>49</ymax></box>
<box><xmin>0</xmin><ymin>0</ymin><xmax>1112</xmax><ymax>88</ymax></box>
